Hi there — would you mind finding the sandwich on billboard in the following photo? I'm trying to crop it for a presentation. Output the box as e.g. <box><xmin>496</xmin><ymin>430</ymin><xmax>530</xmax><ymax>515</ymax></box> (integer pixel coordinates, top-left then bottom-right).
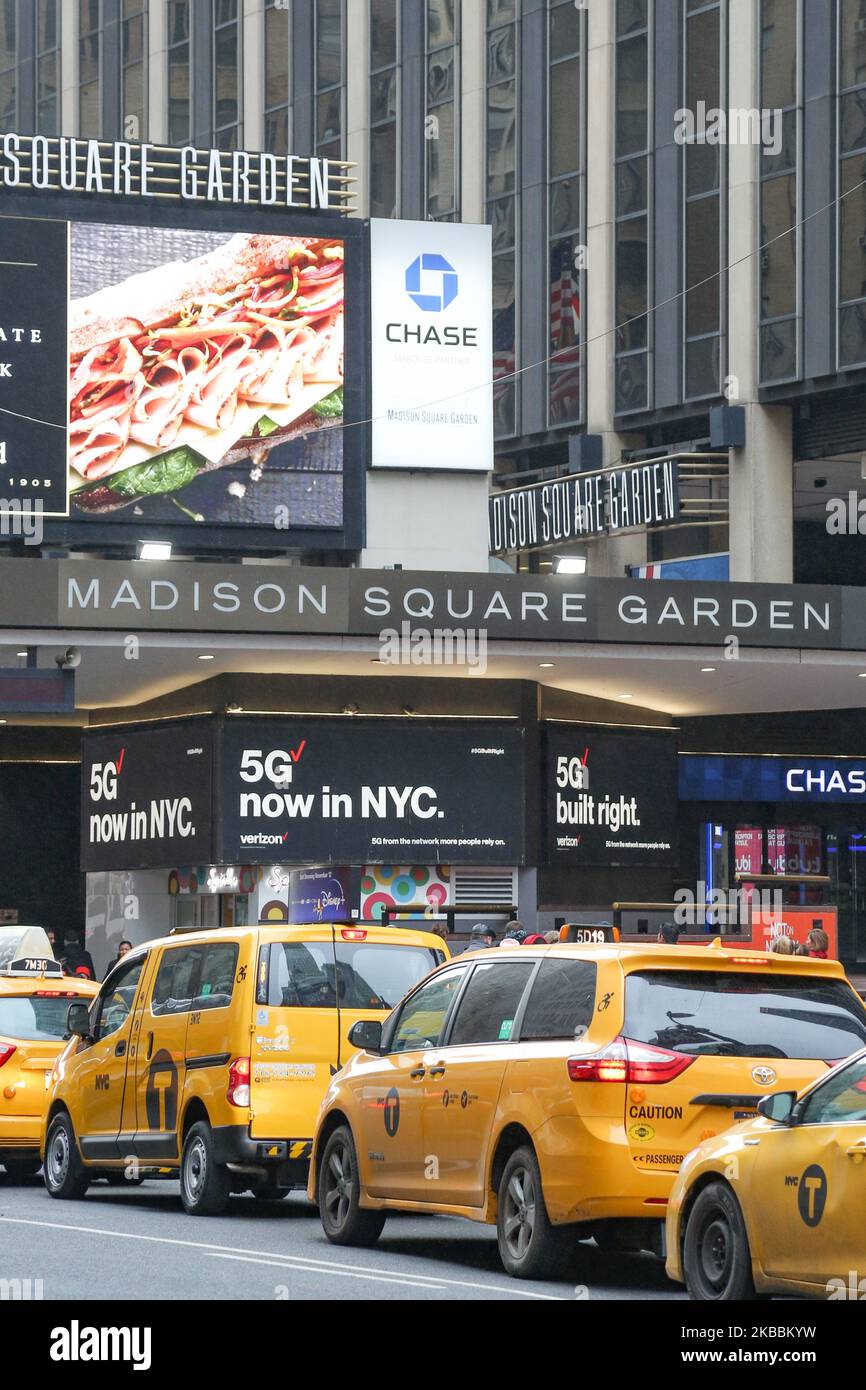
<box><xmin>370</xmin><ymin>219</ymin><xmax>493</xmax><ymax>472</ymax></box>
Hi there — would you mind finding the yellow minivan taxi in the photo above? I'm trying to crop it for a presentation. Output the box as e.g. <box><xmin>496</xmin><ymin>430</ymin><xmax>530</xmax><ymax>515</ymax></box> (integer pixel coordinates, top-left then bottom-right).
<box><xmin>308</xmin><ymin>941</ymin><xmax>866</xmax><ymax>1279</ymax></box>
<box><xmin>0</xmin><ymin>930</ymin><xmax>98</xmax><ymax>1180</ymax></box>
<box><xmin>43</xmin><ymin>921</ymin><xmax>447</xmax><ymax>1215</ymax></box>
<box><xmin>666</xmin><ymin>1048</ymin><xmax>866</xmax><ymax>1300</ymax></box>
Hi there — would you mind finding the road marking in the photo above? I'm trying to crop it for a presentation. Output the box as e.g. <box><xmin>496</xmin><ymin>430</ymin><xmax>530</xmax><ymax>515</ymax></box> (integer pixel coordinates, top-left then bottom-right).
<box><xmin>207</xmin><ymin>1250</ymin><xmax>447</xmax><ymax>1291</ymax></box>
<box><xmin>0</xmin><ymin>1214</ymin><xmax>564</xmax><ymax>1299</ymax></box>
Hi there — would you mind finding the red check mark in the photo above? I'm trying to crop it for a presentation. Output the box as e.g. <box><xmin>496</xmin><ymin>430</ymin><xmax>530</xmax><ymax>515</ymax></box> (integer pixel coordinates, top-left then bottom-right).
<box><xmin>116</xmin><ymin>748</ymin><xmax>126</xmax><ymax>775</ymax></box>
<box><xmin>289</xmin><ymin>740</ymin><xmax>306</xmax><ymax>763</ymax></box>
<box><xmin>282</xmin><ymin>832</ymin><xmax>289</xmax><ymax>842</ymax></box>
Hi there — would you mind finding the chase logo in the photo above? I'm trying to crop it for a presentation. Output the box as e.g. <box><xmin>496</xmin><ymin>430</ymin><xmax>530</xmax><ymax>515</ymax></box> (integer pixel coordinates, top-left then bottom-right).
<box><xmin>405</xmin><ymin>253</ymin><xmax>458</xmax><ymax>312</ymax></box>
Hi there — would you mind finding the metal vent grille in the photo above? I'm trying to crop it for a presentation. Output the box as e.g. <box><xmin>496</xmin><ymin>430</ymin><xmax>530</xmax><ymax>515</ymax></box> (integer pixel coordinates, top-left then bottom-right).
<box><xmin>453</xmin><ymin>867</ymin><xmax>517</xmax><ymax>907</ymax></box>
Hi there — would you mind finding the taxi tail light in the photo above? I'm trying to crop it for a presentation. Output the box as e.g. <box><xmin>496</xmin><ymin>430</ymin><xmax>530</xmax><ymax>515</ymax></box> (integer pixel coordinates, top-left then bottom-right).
<box><xmin>567</xmin><ymin>1036</ymin><xmax>695</xmax><ymax>1085</ymax></box>
<box><xmin>0</xmin><ymin>1044</ymin><xmax>15</xmax><ymax>1069</ymax></box>
<box><xmin>227</xmin><ymin>1056</ymin><xmax>251</xmax><ymax>1108</ymax></box>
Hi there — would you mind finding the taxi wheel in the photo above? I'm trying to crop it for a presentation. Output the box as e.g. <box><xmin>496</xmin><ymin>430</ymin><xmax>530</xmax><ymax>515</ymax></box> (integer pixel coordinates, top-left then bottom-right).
<box><xmin>497</xmin><ymin>1146</ymin><xmax>569</xmax><ymax>1281</ymax></box>
<box><xmin>683</xmin><ymin>1182</ymin><xmax>756</xmax><ymax>1301</ymax></box>
<box><xmin>180</xmin><ymin>1122</ymin><xmax>231</xmax><ymax>1217</ymax></box>
<box><xmin>319</xmin><ymin>1125</ymin><xmax>386</xmax><ymax>1247</ymax></box>
<box><xmin>2</xmin><ymin>1158</ymin><xmax>42</xmax><ymax>1181</ymax></box>
<box><xmin>44</xmin><ymin>1113</ymin><xmax>90</xmax><ymax>1200</ymax></box>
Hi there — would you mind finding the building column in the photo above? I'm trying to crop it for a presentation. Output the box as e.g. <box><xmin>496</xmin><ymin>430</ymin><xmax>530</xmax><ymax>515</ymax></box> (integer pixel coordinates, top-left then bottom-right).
<box><xmin>60</xmin><ymin>0</ymin><xmax>78</xmax><ymax>136</ymax></box>
<box><xmin>459</xmin><ymin>0</ymin><xmax>485</xmax><ymax>224</ymax></box>
<box><xmin>584</xmin><ymin>0</ymin><xmax>644</xmax><ymax>579</ymax></box>
<box><xmin>727</xmin><ymin>0</ymin><xmax>793</xmax><ymax>582</ymax></box>
<box><xmin>147</xmin><ymin>0</ymin><xmax>168</xmax><ymax>144</ymax></box>
<box><xmin>345</xmin><ymin>0</ymin><xmax>370</xmax><ymax>219</ymax></box>
<box><xmin>243</xmin><ymin>0</ymin><xmax>265</xmax><ymax>152</ymax></box>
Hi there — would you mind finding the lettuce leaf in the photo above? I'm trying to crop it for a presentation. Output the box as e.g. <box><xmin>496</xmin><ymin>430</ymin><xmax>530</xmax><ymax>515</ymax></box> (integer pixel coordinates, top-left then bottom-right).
<box><xmin>312</xmin><ymin>387</ymin><xmax>343</xmax><ymax>419</ymax></box>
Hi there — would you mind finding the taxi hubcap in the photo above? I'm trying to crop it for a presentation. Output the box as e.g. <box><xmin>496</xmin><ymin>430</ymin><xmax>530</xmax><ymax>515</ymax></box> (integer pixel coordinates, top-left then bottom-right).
<box><xmin>186</xmin><ymin>1138</ymin><xmax>207</xmax><ymax>1198</ymax></box>
<box><xmin>700</xmin><ymin>1214</ymin><xmax>732</xmax><ymax>1290</ymax></box>
<box><xmin>48</xmin><ymin>1126</ymin><xmax>69</xmax><ymax>1185</ymax></box>
<box><xmin>503</xmin><ymin>1167</ymin><xmax>536</xmax><ymax>1261</ymax></box>
<box><xmin>325</xmin><ymin>1142</ymin><xmax>352</xmax><ymax>1228</ymax></box>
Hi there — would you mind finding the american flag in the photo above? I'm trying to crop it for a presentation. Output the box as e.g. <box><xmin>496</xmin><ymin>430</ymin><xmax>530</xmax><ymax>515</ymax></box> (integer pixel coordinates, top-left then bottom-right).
<box><xmin>550</xmin><ymin>240</ymin><xmax>581</xmax><ymax>416</ymax></box>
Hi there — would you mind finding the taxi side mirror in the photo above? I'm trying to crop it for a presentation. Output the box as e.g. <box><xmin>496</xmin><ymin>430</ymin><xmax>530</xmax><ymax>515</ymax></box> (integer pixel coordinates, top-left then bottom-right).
<box><xmin>757</xmin><ymin>1091</ymin><xmax>797</xmax><ymax>1125</ymax></box>
<box><xmin>348</xmin><ymin>1020</ymin><xmax>383</xmax><ymax>1054</ymax></box>
<box><xmin>66</xmin><ymin>1001</ymin><xmax>92</xmax><ymax>1040</ymax></box>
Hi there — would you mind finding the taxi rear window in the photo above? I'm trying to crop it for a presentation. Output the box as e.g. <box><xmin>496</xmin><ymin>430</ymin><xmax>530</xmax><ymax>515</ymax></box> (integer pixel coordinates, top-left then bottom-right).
<box><xmin>624</xmin><ymin>970</ymin><xmax>866</xmax><ymax>1062</ymax></box>
<box><xmin>0</xmin><ymin>996</ymin><xmax>76</xmax><ymax>1042</ymax></box>
<box><xmin>260</xmin><ymin>941</ymin><xmax>441</xmax><ymax>1010</ymax></box>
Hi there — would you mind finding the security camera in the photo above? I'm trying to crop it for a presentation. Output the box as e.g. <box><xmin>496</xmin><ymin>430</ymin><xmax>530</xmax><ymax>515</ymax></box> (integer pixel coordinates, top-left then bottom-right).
<box><xmin>55</xmin><ymin>647</ymin><xmax>82</xmax><ymax>670</ymax></box>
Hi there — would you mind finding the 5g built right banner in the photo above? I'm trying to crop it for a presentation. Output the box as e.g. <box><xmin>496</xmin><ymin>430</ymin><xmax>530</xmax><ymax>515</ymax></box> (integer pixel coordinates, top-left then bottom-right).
<box><xmin>543</xmin><ymin>723</ymin><xmax>679</xmax><ymax>866</ymax></box>
<box><xmin>369</xmin><ymin>218</ymin><xmax>494</xmax><ymax>471</ymax></box>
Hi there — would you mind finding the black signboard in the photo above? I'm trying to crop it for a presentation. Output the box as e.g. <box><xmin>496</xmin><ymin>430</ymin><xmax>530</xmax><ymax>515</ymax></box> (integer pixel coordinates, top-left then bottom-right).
<box><xmin>218</xmin><ymin>719</ymin><xmax>524</xmax><ymax>866</ymax></box>
<box><xmin>543</xmin><ymin>723</ymin><xmax>678</xmax><ymax>866</ymax></box>
<box><xmin>0</xmin><ymin>216</ymin><xmax>68</xmax><ymax>515</ymax></box>
<box><xmin>81</xmin><ymin>721</ymin><xmax>214</xmax><ymax>871</ymax></box>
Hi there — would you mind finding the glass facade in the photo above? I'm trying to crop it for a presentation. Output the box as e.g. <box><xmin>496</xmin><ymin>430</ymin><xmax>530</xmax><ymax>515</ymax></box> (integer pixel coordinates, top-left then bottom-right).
<box><xmin>425</xmin><ymin>0</ymin><xmax>459</xmax><ymax>220</ymax></box>
<box><xmin>78</xmin><ymin>0</ymin><xmax>102</xmax><ymax>139</ymax></box>
<box><xmin>0</xmin><ymin>0</ymin><xmax>16</xmax><ymax>133</ymax></box>
<box><xmin>759</xmin><ymin>0</ymin><xmax>799</xmax><ymax>383</ymax></box>
<box><xmin>121</xmin><ymin>0</ymin><xmax>147</xmax><ymax>140</ymax></box>
<box><xmin>370</xmin><ymin>0</ymin><xmax>399</xmax><ymax>218</ymax></box>
<box><xmin>487</xmin><ymin>0</ymin><xmax>518</xmax><ymax>439</ymax></box>
<box><xmin>315</xmin><ymin>0</ymin><xmax>344</xmax><ymax>161</ymax></box>
<box><xmin>264</xmin><ymin>0</ymin><xmax>290</xmax><ymax>155</ymax></box>
<box><xmin>614</xmin><ymin>0</ymin><xmax>650</xmax><ymax>415</ymax></box>
<box><xmin>213</xmin><ymin>0</ymin><xmax>241</xmax><ymax>149</ymax></box>
<box><xmin>547</xmin><ymin>0</ymin><xmax>583</xmax><ymax>426</ymax></box>
<box><xmin>682</xmin><ymin>0</ymin><xmax>725</xmax><ymax>400</ymax></box>
<box><xmin>167</xmin><ymin>0</ymin><xmax>191</xmax><ymax>145</ymax></box>
<box><xmin>839</xmin><ymin>0</ymin><xmax>866</xmax><ymax>367</ymax></box>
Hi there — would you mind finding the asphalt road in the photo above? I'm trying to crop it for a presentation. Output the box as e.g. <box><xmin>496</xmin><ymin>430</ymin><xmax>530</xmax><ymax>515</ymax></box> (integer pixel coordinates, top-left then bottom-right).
<box><xmin>0</xmin><ymin>1169</ymin><xmax>685</xmax><ymax>1302</ymax></box>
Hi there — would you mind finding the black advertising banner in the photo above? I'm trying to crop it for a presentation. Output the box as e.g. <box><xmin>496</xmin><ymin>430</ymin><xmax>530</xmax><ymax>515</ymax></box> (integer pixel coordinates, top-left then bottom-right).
<box><xmin>0</xmin><ymin>215</ymin><xmax>68</xmax><ymax>515</ymax></box>
<box><xmin>218</xmin><ymin>720</ymin><xmax>524</xmax><ymax>865</ymax></box>
<box><xmin>81</xmin><ymin>722</ymin><xmax>214</xmax><ymax>871</ymax></box>
<box><xmin>544</xmin><ymin>723</ymin><xmax>678</xmax><ymax>866</ymax></box>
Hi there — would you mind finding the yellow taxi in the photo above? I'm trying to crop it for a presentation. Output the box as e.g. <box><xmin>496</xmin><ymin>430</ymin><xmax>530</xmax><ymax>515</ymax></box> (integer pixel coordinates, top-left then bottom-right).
<box><xmin>43</xmin><ymin>921</ymin><xmax>447</xmax><ymax>1215</ymax></box>
<box><xmin>308</xmin><ymin>940</ymin><xmax>866</xmax><ymax>1279</ymax></box>
<box><xmin>666</xmin><ymin>1046</ymin><xmax>866</xmax><ymax>1299</ymax></box>
<box><xmin>0</xmin><ymin>927</ymin><xmax>98</xmax><ymax>1180</ymax></box>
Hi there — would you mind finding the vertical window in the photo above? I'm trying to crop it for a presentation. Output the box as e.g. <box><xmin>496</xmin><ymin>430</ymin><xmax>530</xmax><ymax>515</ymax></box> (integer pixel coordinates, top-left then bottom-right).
<box><xmin>487</xmin><ymin>0</ymin><xmax>518</xmax><ymax>438</ymax></box>
<box><xmin>264</xmin><ymin>0</ymin><xmax>291</xmax><ymax>154</ymax></box>
<box><xmin>36</xmin><ymin>1</ymin><xmax>60</xmax><ymax>135</ymax></box>
<box><xmin>370</xmin><ymin>0</ymin><xmax>399</xmax><ymax>218</ymax></box>
<box><xmin>79</xmin><ymin>0</ymin><xmax>102</xmax><ymax>139</ymax></box>
<box><xmin>759</xmin><ymin>0</ymin><xmax>799</xmax><ymax>382</ymax></box>
<box><xmin>121</xmin><ymin>0</ymin><xmax>147</xmax><ymax>140</ymax></box>
<box><xmin>838</xmin><ymin>0</ymin><xmax>866</xmax><ymax>367</ymax></box>
<box><xmin>682</xmin><ymin>0</ymin><xmax>725</xmax><ymax>400</ymax></box>
<box><xmin>315</xmin><ymin>0</ymin><xmax>344</xmax><ymax>160</ymax></box>
<box><xmin>214</xmin><ymin>0</ymin><xmax>241</xmax><ymax>149</ymax></box>
<box><xmin>167</xmin><ymin>0</ymin><xmax>191</xmax><ymax>145</ymax></box>
<box><xmin>548</xmin><ymin>0</ymin><xmax>584</xmax><ymax>426</ymax></box>
<box><xmin>614</xmin><ymin>0</ymin><xmax>650</xmax><ymax>414</ymax></box>
<box><xmin>0</xmin><ymin>0</ymin><xmax>17</xmax><ymax>134</ymax></box>
<box><xmin>426</xmin><ymin>0</ymin><xmax>459</xmax><ymax>220</ymax></box>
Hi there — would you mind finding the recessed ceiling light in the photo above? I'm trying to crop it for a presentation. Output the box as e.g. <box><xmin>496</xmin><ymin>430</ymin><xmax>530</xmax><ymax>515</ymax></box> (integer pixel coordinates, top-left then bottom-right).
<box><xmin>555</xmin><ymin>555</ymin><xmax>587</xmax><ymax>575</ymax></box>
<box><xmin>701</xmin><ymin>667</ymin><xmax>717</xmax><ymax>673</ymax></box>
<box><xmin>0</xmin><ymin>719</ymin><xmax>7</xmax><ymax>725</ymax></box>
<box><xmin>16</xmin><ymin>650</ymin><xmax>27</xmax><ymax>658</ymax></box>
<box><xmin>539</xmin><ymin>662</ymin><xmax>555</xmax><ymax>669</ymax></box>
<box><xmin>618</xmin><ymin>693</ymin><xmax>634</xmax><ymax>700</ymax></box>
<box><xmin>137</xmin><ymin>541</ymin><xmax>172</xmax><ymax>561</ymax></box>
<box><xmin>198</xmin><ymin>654</ymin><xmax>215</xmax><ymax>661</ymax></box>
<box><xmin>859</xmin><ymin>673</ymin><xmax>866</xmax><ymax>679</ymax></box>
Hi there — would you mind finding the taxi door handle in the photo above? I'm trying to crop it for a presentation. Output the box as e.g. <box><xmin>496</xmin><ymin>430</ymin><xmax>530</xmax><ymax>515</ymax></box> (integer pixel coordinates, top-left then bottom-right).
<box><xmin>114</xmin><ymin>1040</ymin><xmax>126</xmax><ymax>1057</ymax></box>
<box><xmin>428</xmin><ymin>1064</ymin><xmax>446</xmax><ymax>1079</ymax></box>
<box><xmin>146</xmin><ymin>1032</ymin><xmax>154</xmax><ymax>1061</ymax></box>
<box><xmin>410</xmin><ymin>1066</ymin><xmax>426</xmax><ymax>1080</ymax></box>
<box><xmin>846</xmin><ymin>1142</ymin><xmax>866</xmax><ymax>1159</ymax></box>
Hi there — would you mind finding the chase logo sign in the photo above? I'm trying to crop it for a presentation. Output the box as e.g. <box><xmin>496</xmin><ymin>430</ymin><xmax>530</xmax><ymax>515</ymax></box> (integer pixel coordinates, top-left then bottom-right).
<box><xmin>405</xmin><ymin>253</ymin><xmax>458</xmax><ymax>312</ymax></box>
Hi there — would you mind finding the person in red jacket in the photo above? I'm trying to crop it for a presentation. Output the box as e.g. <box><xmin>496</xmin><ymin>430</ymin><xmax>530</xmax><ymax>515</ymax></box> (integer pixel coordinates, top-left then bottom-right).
<box><xmin>806</xmin><ymin>927</ymin><xmax>830</xmax><ymax>959</ymax></box>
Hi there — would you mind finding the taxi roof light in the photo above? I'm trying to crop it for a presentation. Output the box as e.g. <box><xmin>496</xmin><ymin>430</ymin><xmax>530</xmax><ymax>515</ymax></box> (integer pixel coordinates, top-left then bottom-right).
<box><xmin>568</xmin><ymin>1035</ymin><xmax>695</xmax><ymax>1085</ymax></box>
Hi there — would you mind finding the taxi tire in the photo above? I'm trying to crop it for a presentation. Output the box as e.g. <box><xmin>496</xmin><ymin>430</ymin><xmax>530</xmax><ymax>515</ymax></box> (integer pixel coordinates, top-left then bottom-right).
<box><xmin>44</xmin><ymin>1113</ymin><xmax>90</xmax><ymax>1201</ymax></box>
<box><xmin>682</xmin><ymin>1182</ymin><xmax>756</xmax><ymax>1301</ymax></box>
<box><xmin>180</xmin><ymin>1121</ymin><xmax>231</xmax><ymax>1217</ymax></box>
<box><xmin>319</xmin><ymin>1125</ymin><xmax>386</xmax><ymax>1248</ymax></box>
<box><xmin>497</xmin><ymin>1146</ymin><xmax>570</xmax><ymax>1281</ymax></box>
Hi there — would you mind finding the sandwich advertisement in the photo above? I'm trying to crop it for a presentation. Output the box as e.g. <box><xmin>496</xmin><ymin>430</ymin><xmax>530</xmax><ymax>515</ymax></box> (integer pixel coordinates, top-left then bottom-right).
<box><xmin>68</xmin><ymin>222</ymin><xmax>345</xmax><ymax>529</ymax></box>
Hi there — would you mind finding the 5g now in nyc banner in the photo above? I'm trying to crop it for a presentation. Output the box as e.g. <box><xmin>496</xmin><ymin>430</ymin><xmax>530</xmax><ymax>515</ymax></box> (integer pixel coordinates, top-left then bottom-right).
<box><xmin>369</xmin><ymin>218</ymin><xmax>494</xmax><ymax>473</ymax></box>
